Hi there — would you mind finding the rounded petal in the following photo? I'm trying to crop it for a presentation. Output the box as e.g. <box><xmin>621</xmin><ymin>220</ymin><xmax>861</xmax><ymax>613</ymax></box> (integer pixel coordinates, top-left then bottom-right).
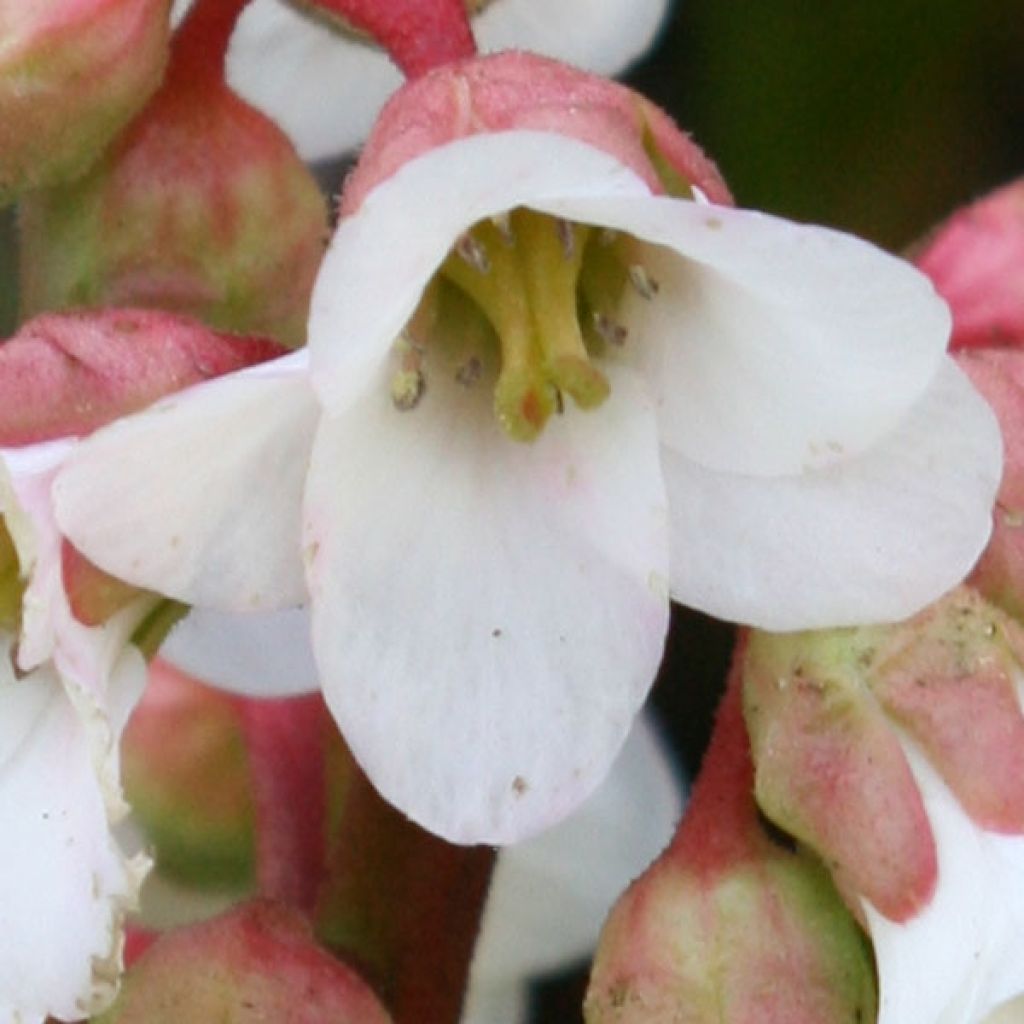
<box><xmin>304</xmin><ymin>365</ymin><xmax>669</xmax><ymax>844</ymax></box>
<box><xmin>0</xmin><ymin>644</ymin><xmax>148</xmax><ymax>1023</ymax></box>
<box><xmin>868</xmin><ymin>744</ymin><xmax>1024</xmax><ymax>1024</ymax></box>
<box><xmin>53</xmin><ymin>353</ymin><xmax>318</xmax><ymax>612</ymax></box>
<box><xmin>538</xmin><ymin>192</ymin><xmax>952</xmax><ymax>478</ymax></box>
<box><xmin>470</xmin><ymin>714</ymin><xmax>682</xmax><ymax>982</ymax></box>
<box><xmin>219</xmin><ymin>0</ymin><xmax>669</xmax><ymax>162</ymax></box>
<box><xmin>308</xmin><ymin>131</ymin><xmax>650</xmax><ymax>414</ymax></box>
<box><xmin>664</xmin><ymin>358</ymin><xmax>1002</xmax><ymax>630</ymax></box>
<box><xmin>160</xmin><ymin>606</ymin><xmax>320</xmax><ymax>698</ymax></box>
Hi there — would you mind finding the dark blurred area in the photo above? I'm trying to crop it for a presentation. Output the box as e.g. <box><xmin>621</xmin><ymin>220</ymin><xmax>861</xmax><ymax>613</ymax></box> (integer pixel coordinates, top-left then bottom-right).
<box><xmin>533</xmin><ymin>0</ymin><xmax>1024</xmax><ymax>1019</ymax></box>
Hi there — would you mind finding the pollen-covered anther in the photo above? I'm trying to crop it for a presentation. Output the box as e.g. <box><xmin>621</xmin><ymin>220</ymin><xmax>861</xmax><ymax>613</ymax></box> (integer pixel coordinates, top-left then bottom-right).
<box><xmin>628</xmin><ymin>263</ymin><xmax>660</xmax><ymax>299</ymax></box>
<box><xmin>390</xmin><ymin>335</ymin><xmax>427</xmax><ymax>411</ymax></box>
<box><xmin>455</xmin><ymin>232</ymin><xmax>492</xmax><ymax>274</ymax></box>
<box><xmin>456</xmin><ymin>356</ymin><xmax>483</xmax><ymax>388</ymax></box>
<box><xmin>593</xmin><ymin>312</ymin><xmax>628</xmax><ymax>347</ymax></box>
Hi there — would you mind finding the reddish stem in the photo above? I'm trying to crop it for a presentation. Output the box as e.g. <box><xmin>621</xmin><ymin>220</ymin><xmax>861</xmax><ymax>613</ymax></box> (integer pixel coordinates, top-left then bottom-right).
<box><xmin>306</xmin><ymin>0</ymin><xmax>476</xmax><ymax>77</ymax></box>
<box><xmin>171</xmin><ymin>0</ymin><xmax>252</xmax><ymax>84</ymax></box>
<box><xmin>668</xmin><ymin>637</ymin><xmax>763</xmax><ymax>874</ymax></box>
<box><xmin>239</xmin><ymin>695</ymin><xmax>329</xmax><ymax>915</ymax></box>
<box><xmin>315</xmin><ymin>738</ymin><xmax>495</xmax><ymax>1024</ymax></box>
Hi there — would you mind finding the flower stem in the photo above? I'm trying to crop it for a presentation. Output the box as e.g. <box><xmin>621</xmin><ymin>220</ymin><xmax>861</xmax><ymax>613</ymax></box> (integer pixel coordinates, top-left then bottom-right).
<box><xmin>239</xmin><ymin>695</ymin><xmax>329</xmax><ymax>914</ymax></box>
<box><xmin>305</xmin><ymin>0</ymin><xmax>477</xmax><ymax>77</ymax></box>
<box><xmin>314</xmin><ymin>737</ymin><xmax>496</xmax><ymax>1023</ymax></box>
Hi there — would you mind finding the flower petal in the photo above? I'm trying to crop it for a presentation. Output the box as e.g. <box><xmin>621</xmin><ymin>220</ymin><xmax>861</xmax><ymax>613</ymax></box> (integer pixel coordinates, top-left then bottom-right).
<box><xmin>663</xmin><ymin>358</ymin><xmax>1001</xmax><ymax>629</ymax></box>
<box><xmin>53</xmin><ymin>353</ymin><xmax>317</xmax><ymax>612</ymax></box>
<box><xmin>470</xmin><ymin>714</ymin><xmax>682</xmax><ymax>982</ymax></box>
<box><xmin>308</xmin><ymin>131</ymin><xmax>650</xmax><ymax>414</ymax></box>
<box><xmin>867</xmin><ymin>742</ymin><xmax>1024</xmax><ymax>1024</ymax></box>
<box><xmin>537</xmin><ymin>192</ymin><xmax>952</xmax><ymax>477</ymax></box>
<box><xmin>220</xmin><ymin>0</ymin><xmax>669</xmax><ymax>162</ymax></box>
<box><xmin>160</xmin><ymin>606</ymin><xmax>320</xmax><ymax>698</ymax></box>
<box><xmin>0</xmin><ymin>639</ymin><xmax>148</xmax><ymax>1024</ymax></box>
<box><xmin>304</xmin><ymin>364</ymin><xmax>669</xmax><ymax>844</ymax></box>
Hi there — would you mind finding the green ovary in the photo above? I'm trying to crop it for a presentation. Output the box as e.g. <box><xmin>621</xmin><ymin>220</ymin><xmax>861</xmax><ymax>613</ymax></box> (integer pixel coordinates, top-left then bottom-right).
<box><xmin>396</xmin><ymin>208</ymin><xmax>647</xmax><ymax>443</ymax></box>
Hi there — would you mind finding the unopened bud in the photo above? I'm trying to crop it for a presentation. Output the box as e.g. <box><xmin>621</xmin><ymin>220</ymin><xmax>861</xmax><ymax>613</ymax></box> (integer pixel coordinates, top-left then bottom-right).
<box><xmin>20</xmin><ymin>33</ymin><xmax>328</xmax><ymax>348</ymax></box>
<box><xmin>0</xmin><ymin>0</ymin><xmax>170</xmax><ymax>204</ymax></box>
<box><xmin>93</xmin><ymin>900</ymin><xmax>393</xmax><ymax>1023</ymax></box>
<box><xmin>586</xmin><ymin>672</ymin><xmax>877</xmax><ymax>1024</ymax></box>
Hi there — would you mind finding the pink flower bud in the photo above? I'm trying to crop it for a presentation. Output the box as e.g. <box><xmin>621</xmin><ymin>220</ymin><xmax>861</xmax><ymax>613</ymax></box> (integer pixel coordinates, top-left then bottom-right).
<box><xmin>586</xmin><ymin>670</ymin><xmax>877</xmax><ymax>1023</ymax></box>
<box><xmin>0</xmin><ymin>308</ymin><xmax>285</xmax><ymax>446</ymax></box>
<box><xmin>94</xmin><ymin>901</ymin><xmax>393</xmax><ymax>1023</ymax></box>
<box><xmin>341</xmin><ymin>50</ymin><xmax>732</xmax><ymax>216</ymax></box>
<box><xmin>0</xmin><ymin>0</ymin><xmax>170</xmax><ymax>204</ymax></box>
<box><xmin>121</xmin><ymin>660</ymin><xmax>255</xmax><ymax>885</ymax></box>
<box><xmin>19</xmin><ymin>17</ymin><xmax>328</xmax><ymax>348</ymax></box>
<box><xmin>917</xmin><ymin>178</ymin><xmax>1024</xmax><ymax>351</ymax></box>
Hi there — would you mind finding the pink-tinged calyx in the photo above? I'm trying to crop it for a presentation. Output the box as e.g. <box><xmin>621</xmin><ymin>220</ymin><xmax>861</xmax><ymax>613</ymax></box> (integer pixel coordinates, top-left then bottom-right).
<box><xmin>743</xmin><ymin>586</ymin><xmax>1024</xmax><ymax>924</ymax></box>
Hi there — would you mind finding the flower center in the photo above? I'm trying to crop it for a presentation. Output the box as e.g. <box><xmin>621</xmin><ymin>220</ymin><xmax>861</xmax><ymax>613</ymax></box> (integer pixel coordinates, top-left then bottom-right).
<box><xmin>392</xmin><ymin>208</ymin><xmax>657</xmax><ymax>442</ymax></box>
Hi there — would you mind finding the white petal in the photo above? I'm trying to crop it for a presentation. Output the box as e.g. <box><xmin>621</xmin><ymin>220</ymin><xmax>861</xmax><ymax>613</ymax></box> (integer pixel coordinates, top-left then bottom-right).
<box><xmin>309</xmin><ymin>131</ymin><xmax>650</xmax><ymax>414</ymax></box>
<box><xmin>53</xmin><ymin>353</ymin><xmax>318</xmax><ymax>612</ymax></box>
<box><xmin>476</xmin><ymin>0</ymin><xmax>669</xmax><ymax>76</ymax></box>
<box><xmin>867</xmin><ymin>741</ymin><xmax>1024</xmax><ymax>1024</ymax></box>
<box><xmin>160</xmin><ymin>606</ymin><xmax>320</xmax><ymax>698</ymax></box>
<box><xmin>226</xmin><ymin>0</ymin><xmax>402</xmax><ymax>162</ymax></box>
<box><xmin>0</xmin><ymin>641</ymin><xmax>148</xmax><ymax>1023</ymax></box>
<box><xmin>459</xmin><ymin>982</ymin><xmax>528</xmax><ymax>1024</ymax></box>
<box><xmin>469</xmin><ymin>714</ymin><xmax>682</xmax><ymax>982</ymax></box>
<box><xmin>536</xmin><ymin>193</ymin><xmax>951</xmax><ymax>477</ymax></box>
<box><xmin>663</xmin><ymin>358</ymin><xmax>1001</xmax><ymax>629</ymax></box>
<box><xmin>219</xmin><ymin>0</ymin><xmax>669</xmax><ymax>163</ymax></box>
<box><xmin>304</xmin><ymin>364</ymin><xmax>669</xmax><ymax>844</ymax></box>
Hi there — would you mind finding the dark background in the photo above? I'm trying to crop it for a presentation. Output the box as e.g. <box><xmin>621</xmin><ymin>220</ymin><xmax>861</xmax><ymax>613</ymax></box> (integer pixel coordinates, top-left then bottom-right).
<box><xmin>533</xmin><ymin>0</ymin><xmax>1024</xmax><ymax>1018</ymax></box>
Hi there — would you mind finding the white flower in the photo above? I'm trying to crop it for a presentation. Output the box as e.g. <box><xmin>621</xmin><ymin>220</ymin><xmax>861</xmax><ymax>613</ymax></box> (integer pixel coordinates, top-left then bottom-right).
<box><xmin>867</xmin><ymin>741</ymin><xmax>1024</xmax><ymax>1024</ymax></box>
<box><xmin>203</xmin><ymin>0</ymin><xmax>672</xmax><ymax>161</ymax></box>
<box><xmin>53</xmin><ymin>128</ymin><xmax>1001</xmax><ymax>845</ymax></box>
<box><xmin>0</xmin><ymin>443</ymin><xmax>150</xmax><ymax>1024</ymax></box>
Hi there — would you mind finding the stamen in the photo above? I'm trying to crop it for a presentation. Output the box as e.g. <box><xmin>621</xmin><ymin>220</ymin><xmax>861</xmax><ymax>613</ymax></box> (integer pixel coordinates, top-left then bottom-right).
<box><xmin>390</xmin><ymin>335</ymin><xmax>427</xmax><ymax>411</ymax></box>
<box><xmin>455</xmin><ymin>231</ymin><xmax>491</xmax><ymax>274</ymax></box>
<box><xmin>490</xmin><ymin>212</ymin><xmax>515</xmax><ymax>246</ymax></box>
<box><xmin>556</xmin><ymin>218</ymin><xmax>576</xmax><ymax>260</ymax></box>
<box><xmin>455</xmin><ymin>356</ymin><xmax>483</xmax><ymax>388</ymax></box>
<box><xmin>628</xmin><ymin>264</ymin><xmax>660</xmax><ymax>299</ymax></box>
<box><xmin>593</xmin><ymin>312</ymin><xmax>628</xmax><ymax>347</ymax></box>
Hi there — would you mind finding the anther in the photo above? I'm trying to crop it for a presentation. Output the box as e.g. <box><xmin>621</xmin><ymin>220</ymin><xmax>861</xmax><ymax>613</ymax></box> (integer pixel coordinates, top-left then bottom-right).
<box><xmin>556</xmin><ymin>219</ymin><xmax>576</xmax><ymax>260</ymax></box>
<box><xmin>456</xmin><ymin>232</ymin><xmax>491</xmax><ymax>274</ymax></box>
<box><xmin>456</xmin><ymin>356</ymin><xmax>483</xmax><ymax>388</ymax></box>
<box><xmin>391</xmin><ymin>368</ymin><xmax>426</xmax><ymax>411</ymax></box>
<box><xmin>628</xmin><ymin>264</ymin><xmax>660</xmax><ymax>299</ymax></box>
<box><xmin>593</xmin><ymin>312</ymin><xmax>628</xmax><ymax>347</ymax></box>
<box><xmin>490</xmin><ymin>212</ymin><xmax>515</xmax><ymax>246</ymax></box>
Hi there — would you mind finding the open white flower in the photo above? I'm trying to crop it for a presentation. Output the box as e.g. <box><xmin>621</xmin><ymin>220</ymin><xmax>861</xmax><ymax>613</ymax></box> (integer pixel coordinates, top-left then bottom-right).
<box><xmin>206</xmin><ymin>0</ymin><xmax>671</xmax><ymax>161</ymax></box>
<box><xmin>0</xmin><ymin>443</ymin><xmax>150</xmax><ymax>1024</ymax></box>
<box><xmin>867</xmin><ymin>743</ymin><xmax>1024</xmax><ymax>1024</ymax></box>
<box><xmin>53</xmin><ymin>70</ymin><xmax>1001</xmax><ymax>845</ymax></box>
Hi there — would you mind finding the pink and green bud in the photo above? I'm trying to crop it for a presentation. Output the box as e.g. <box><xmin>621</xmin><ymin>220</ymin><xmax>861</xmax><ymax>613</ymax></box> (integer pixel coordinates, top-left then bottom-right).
<box><xmin>743</xmin><ymin>586</ymin><xmax>1024</xmax><ymax>922</ymax></box>
<box><xmin>121</xmin><ymin>660</ymin><xmax>256</xmax><ymax>886</ymax></box>
<box><xmin>586</xmin><ymin>669</ymin><xmax>877</xmax><ymax>1024</ymax></box>
<box><xmin>92</xmin><ymin>900</ymin><xmax>393</xmax><ymax>1023</ymax></box>
<box><xmin>917</xmin><ymin>178</ymin><xmax>1024</xmax><ymax>351</ymax></box>
<box><xmin>0</xmin><ymin>308</ymin><xmax>285</xmax><ymax>446</ymax></box>
<box><xmin>19</xmin><ymin>3</ymin><xmax>328</xmax><ymax>348</ymax></box>
<box><xmin>342</xmin><ymin>50</ymin><xmax>732</xmax><ymax>216</ymax></box>
<box><xmin>0</xmin><ymin>0</ymin><xmax>170</xmax><ymax>205</ymax></box>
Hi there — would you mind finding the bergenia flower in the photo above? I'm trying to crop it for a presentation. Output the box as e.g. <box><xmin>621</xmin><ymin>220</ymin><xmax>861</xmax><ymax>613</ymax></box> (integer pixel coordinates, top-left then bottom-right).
<box><xmin>0</xmin><ymin>443</ymin><xmax>150</xmax><ymax>1024</ymax></box>
<box><xmin>743</xmin><ymin>588</ymin><xmax>1024</xmax><ymax>1024</ymax></box>
<box><xmin>53</xmin><ymin>53</ymin><xmax>1001</xmax><ymax>844</ymax></box>
<box><xmin>179</xmin><ymin>0</ymin><xmax>672</xmax><ymax>161</ymax></box>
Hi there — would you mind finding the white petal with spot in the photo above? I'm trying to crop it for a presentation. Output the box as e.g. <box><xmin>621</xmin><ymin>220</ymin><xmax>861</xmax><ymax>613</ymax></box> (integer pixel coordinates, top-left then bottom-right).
<box><xmin>304</xmin><ymin>364</ymin><xmax>669</xmax><ymax>843</ymax></box>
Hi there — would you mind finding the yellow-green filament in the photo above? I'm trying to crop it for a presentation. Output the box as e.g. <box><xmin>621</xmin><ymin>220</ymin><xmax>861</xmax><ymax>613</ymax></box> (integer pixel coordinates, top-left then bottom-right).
<box><xmin>0</xmin><ymin>521</ymin><xmax>23</xmax><ymax>633</ymax></box>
